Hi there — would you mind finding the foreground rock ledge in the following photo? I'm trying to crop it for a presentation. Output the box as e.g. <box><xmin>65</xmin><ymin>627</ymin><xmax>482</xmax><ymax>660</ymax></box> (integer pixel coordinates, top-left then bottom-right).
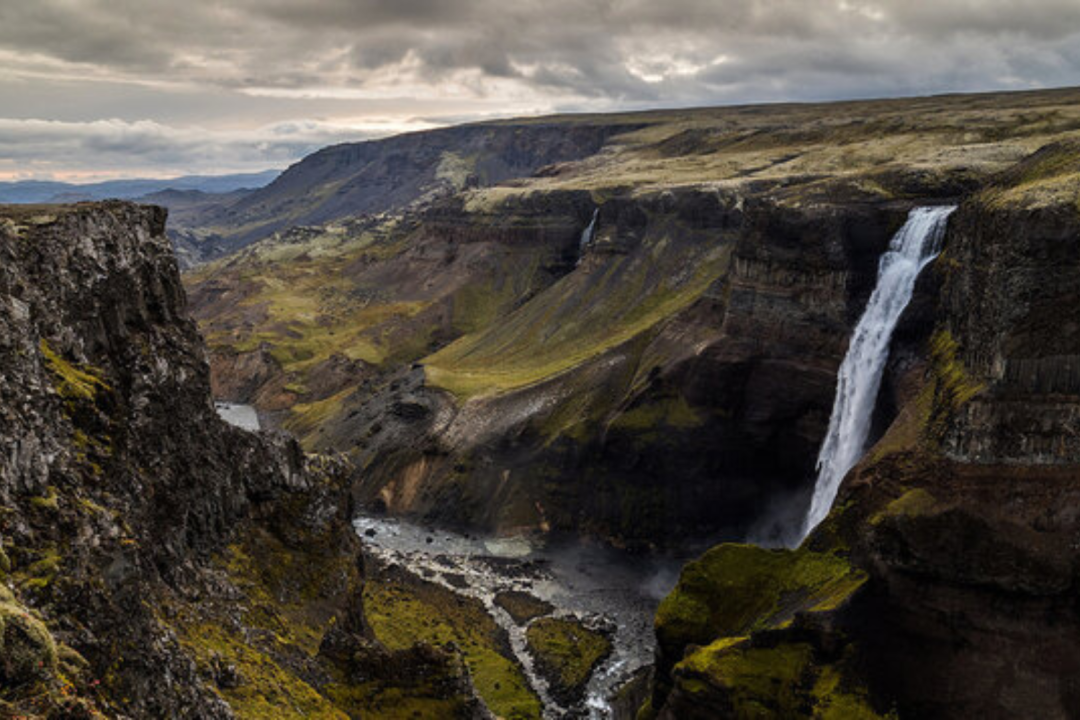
<box><xmin>0</xmin><ymin>203</ymin><xmax>484</xmax><ymax>719</ymax></box>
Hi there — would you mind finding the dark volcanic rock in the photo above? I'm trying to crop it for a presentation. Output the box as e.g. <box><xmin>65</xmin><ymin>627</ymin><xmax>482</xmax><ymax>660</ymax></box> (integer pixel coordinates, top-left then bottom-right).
<box><xmin>330</xmin><ymin>188</ymin><xmax>909</xmax><ymax>548</ymax></box>
<box><xmin>644</xmin><ymin>145</ymin><xmax>1080</xmax><ymax>719</ymax></box>
<box><xmin>0</xmin><ymin>203</ymin><xmax>482</xmax><ymax>718</ymax></box>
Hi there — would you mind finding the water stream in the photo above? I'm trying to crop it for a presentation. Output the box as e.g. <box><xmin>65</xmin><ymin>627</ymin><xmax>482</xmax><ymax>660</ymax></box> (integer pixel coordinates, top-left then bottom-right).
<box><xmin>578</xmin><ymin>208</ymin><xmax>599</xmax><ymax>262</ymax></box>
<box><xmin>353</xmin><ymin>515</ymin><xmax>681</xmax><ymax>718</ymax></box>
<box><xmin>800</xmin><ymin>206</ymin><xmax>955</xmax><ymax>539</ymax></box>
<box><xmin>215</xmin><ymin>401</ymin><xmax>261</xmax><ymax>431</ymax></box>
<box><xmin>216</xmin><ymin>398</ymin><xmax>672</xmax><ymax>714</ymax></box>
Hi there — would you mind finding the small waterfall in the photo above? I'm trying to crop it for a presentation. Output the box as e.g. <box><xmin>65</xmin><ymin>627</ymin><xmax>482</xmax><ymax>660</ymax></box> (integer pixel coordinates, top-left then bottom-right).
<box><xmin>800</xmin><ymin>206</ymin><xmax>955</xmax><ymax>540</ymax></box>
<box><xmin>578</xmin><ymin>208</ymin><xmax>599</xmax><ymax>260</ymax></box>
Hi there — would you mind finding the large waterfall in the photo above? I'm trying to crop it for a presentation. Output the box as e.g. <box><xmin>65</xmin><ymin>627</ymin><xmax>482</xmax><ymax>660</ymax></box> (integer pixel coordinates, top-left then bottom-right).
<box><xmin>800</xmin><ymin>206</ymin><xmax>955</xmax><ymax>540</ymax></box>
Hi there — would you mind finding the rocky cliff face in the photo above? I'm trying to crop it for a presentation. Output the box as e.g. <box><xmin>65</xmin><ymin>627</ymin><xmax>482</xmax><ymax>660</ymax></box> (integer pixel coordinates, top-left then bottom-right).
<box><xmin>643</xmin><ymin>142</ymin><xmax>1080</xmax><ymax>719</ymax></box>
<box><xmin>318</xmin><ymin>188</ymin><xmax>913</xmax><ymax>547</ymax></box>
<box><xmin>0</xmin><ymin>203</ymin><xmax>480</xmax><ymax>718</ymax></box>
<box><xmin>189</xmin><ymin>182</ymin><xmax>915</xmax><ymax>548</ymax></box>
<box><xmin>185</xmin><ymin>88</ymin><xmax>1080</xmax><ymax>550</ymax></box>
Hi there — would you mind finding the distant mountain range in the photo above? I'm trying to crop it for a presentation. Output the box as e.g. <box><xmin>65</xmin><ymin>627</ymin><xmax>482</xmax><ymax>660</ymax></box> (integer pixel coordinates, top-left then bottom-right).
<box><xmin>0</xmin><ymin>169</ymin><xmax>281</xmax><ymax>204</ymax></box>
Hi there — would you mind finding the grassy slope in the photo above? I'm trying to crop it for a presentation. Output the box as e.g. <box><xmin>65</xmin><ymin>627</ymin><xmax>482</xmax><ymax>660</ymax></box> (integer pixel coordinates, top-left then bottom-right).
<box><xmin>424</xmin><ymin>229</ymin><xmax>731</xmax><ymax>399</ymax></box>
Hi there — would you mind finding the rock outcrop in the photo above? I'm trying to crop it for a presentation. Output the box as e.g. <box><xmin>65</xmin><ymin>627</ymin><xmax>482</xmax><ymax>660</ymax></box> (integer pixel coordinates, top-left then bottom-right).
<box><xmin>643</xmin><ymin>142</ymin><xmax>1080</xmax><ymax>718</ymax></box>
<box><xmin>0</xmin><ymin>203</ymin><xmax>481</xmax><ymax>718</ymax></box>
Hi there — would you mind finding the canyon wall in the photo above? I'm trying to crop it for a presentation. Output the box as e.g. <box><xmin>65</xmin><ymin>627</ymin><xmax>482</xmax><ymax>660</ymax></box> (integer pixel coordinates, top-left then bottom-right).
<box><xmin>326</xmin><ymin>188</ymin><xmax>913</xmax><ymax>547</ymax></box>
<box><xmin>0</xmin><ymin>203</ymin><xmax>481</xmax><ymax>719</ymax></box>
<box><xmin>643</xmin><ymin>141</ymin><xmax>1080</xmax><ymax>719</ymax></box>
<box><xmin>180</xmin><ymin>91</ymin><xmax>1080</xmax><ymax>717</ymax></box>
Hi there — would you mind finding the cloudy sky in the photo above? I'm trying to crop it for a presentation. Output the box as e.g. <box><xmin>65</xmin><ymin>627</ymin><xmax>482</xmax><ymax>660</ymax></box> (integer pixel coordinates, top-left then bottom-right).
<box><xmin>2</xmin><ymin>0</ymin><xmax>1079</xmax><ymax>181</ymax></box>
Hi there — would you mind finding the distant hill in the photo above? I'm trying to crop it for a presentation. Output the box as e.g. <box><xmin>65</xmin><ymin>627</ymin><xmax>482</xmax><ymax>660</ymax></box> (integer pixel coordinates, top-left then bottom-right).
<box><xmin>0</xmin><ymin>169</ymin><xmax>281</xmax><ymax>204</ymax></box>
<box><xmin>166</xmin><ymin>121</ymin><xmax>640</xmax><ymax>263</ymax></box>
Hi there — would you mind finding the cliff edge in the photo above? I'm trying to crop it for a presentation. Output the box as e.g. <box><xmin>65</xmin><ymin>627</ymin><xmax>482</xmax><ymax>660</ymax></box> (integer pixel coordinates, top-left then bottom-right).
<box><xmin>0</xmin><ymin>203</ymin><xmax>480</xmax><ymax>718</ymax></box>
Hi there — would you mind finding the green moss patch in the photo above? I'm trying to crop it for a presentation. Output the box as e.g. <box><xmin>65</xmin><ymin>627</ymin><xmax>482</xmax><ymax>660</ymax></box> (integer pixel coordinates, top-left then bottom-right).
<box><xmin>928</xmin><ymin>331</ymin><xmax>985</xmax><ymax>420</ymax></box>
<box><xmin>29</xmin><ymin>486</ymin><xmax>60</xmax><ymax>512</ymax></box>
<box><xmin>677</xmin><ymin>640</ymin><xmax>811</xmax><ymax>714</ymax></box>
<box><xmin>0</xmin><ymin>593</ymin><xmax>59</xmax><ymax>688</ymax></box>
<box><xmin>673</xmin><ymin>640</ymin><xmax>886</xmax><ymax>719</ymax></box>
<box><xmin>39</xmin><ymin>339</ymin><xmax>110</xmax><ymax>403</ymax></box>
<box><xmin>655</xmin><ymin>543</ymin><xmax>866</xmax><ymax>655</ymax></box>
<box><xmin>284</xmin><ymin>388</ymin><xmax>354</xmax><ymax>445</ymax></box>
<box><xmin>611</xmin><ymin>395</ymin><xmax>702</xmax><ymax>433</ymax></box>
<box><xmin>810</xmin><ymin>663</ymin><xmax>888</xmax><ymax>719</ymax></box>
<box><xmin>525</xmin><ymin>617</ymin><xmax>612</xmax><ymax>704</ymax></box>
<box><xmin>322</xmin><ymin>678</ymin><xmax>471</xmax><ymax>720</ymax></box>
<box><xmin>870</xmin><ymin>489</ymin><xmax>939</xmax><ymax>526</ymax></box>
<box><xmin>12</xmin><ymin>545</ymin><xmax>64</xmax><ymax>593</ymax></box>
<box><xmin>175</xmin><ymin>621</ymin><xmax>346</xmax><ymax>720</ymax></box>
<box><xmin>363</xmin><ymin>567</ymin><xmax>541</xmax><ymax>719</ymax></box>
<box><xmin>867</xmin><ymin>329</ymin><xmax>984</xmax><ymax>463</ymax></box>
<box><xmin>0</xmin><ymin>590</ymin><xmax>101</xmax><ymax>718</ymax></box>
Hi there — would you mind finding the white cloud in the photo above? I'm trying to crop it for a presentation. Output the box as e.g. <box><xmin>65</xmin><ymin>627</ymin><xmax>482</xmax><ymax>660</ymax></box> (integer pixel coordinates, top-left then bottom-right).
<box><xmin>2</xmin><ymin>0</ymin><xmax>1080</xmax><ymax>177</ymax></box>
<box><xmin>0</xmin><ymin>117</ymin><xmax>433</xmax><ymax>179</ymax></box>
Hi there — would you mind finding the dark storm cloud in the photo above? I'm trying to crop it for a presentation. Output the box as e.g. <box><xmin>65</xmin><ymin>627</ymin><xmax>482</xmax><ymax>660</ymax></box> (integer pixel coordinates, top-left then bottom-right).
<box><xmin>1</xmin><ymin>0</ymin><xmax>1079</xmax><ymax>177</ymax></box>
<box><xmin>4</xmin><ymin>0</ymin><xmax>1080</xmax><ymax>96</ymax></box>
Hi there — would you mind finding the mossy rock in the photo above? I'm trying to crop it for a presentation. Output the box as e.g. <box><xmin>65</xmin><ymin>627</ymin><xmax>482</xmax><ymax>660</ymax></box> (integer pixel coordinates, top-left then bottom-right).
<box><xmin>655</xmin><ymin>543</ymin><xmax>866</xmax><ymax>659</ymax></box>
<box><xmin>323</xmin><ymin>677</ymin><xmax>473</xmax><ymax>720</ymax></box>
<box><xmin>525</xmin><ymin>616</ymin><xmax>611</xmax><ymax>705</ymax></box>
<box><xmin>671</xmin><ymin>639</ymin><xmax>886</xmax><ymax>719</ymax></box>
<box><xmin>494</xmin><ymin>591</ymin><xmax>554</xmax><ymax>625</ymax></box>
<box><xmin>870</xmin><ymin>489</ymin><xmax>939</xmax><ymax>525</ymax></box>
<box><xmin>174</xmin><ymin>621</ymin><xmax>345</xmax><ymax>720</ymax></box>
<box><xmin>652</xmin><ymin>543</ymin><xmax>879</xmax><ymax>717</ymax></box>
<box><xmin>29</xmin><ymin>486</ymin><xmax>60</xmax><ymax>512</ymax></box>
<box><xmin>39</xmin><ymin>339</ymin><xmax>110</xmax><ymax>402</ymax></box>
<box><xmin>676</xmin><ymin>640</ymin><xmax>812</xmax><ymax>715</ymax></box>
<box><xmin>364</xmin><ymin>567</ymin><xmax>542</xmax><ymax>719</ymax></box>
<box><xmin>0</xmin><ymin>594</ymin><xmax>59</xmax><ymax>687</ymax></box>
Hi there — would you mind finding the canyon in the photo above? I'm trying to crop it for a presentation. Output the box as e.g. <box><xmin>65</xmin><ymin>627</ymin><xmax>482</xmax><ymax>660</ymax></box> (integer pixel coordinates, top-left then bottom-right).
<box><xmin>2</xmin><ymin>86</ymin><xmax>1080</xmax><ymax>718</ymax></box>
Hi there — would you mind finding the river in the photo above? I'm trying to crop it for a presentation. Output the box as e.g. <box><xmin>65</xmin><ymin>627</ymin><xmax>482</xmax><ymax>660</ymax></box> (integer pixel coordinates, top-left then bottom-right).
<box><xmin>353</xmin><ymin>514</ymin><xmax>683</xmax><ymax>718</ymax></box>
<box><xmin>215</xmin><ymin>401</ymin><xmax>678</xmax><ymax>717</ymax></box>
<box><xmin>214</xmin><ymin>401</ymin><xmax>261</xmax><ymax>431</ymax></box>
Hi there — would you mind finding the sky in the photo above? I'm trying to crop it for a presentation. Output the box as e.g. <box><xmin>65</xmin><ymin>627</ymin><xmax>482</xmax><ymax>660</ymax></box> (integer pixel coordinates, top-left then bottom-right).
<box><xmin>2</xmin><ymin>0</ymin><xmax>1079</xmax><ymax>181</ymax></box>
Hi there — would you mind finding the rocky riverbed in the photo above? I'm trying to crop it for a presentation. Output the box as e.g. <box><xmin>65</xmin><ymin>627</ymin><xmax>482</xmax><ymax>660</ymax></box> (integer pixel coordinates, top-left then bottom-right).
<box><xmin>353</xmin><ymin>514</ymin><xmax>686</xmax><ymax>718</ymax></box>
